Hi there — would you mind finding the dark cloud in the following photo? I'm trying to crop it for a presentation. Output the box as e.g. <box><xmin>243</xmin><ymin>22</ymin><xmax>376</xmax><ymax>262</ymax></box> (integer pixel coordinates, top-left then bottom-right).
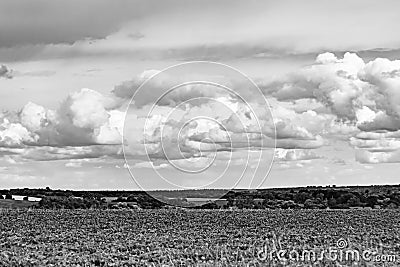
<box><xmin>0</xmin><ymin>0</ymin><xmax>154</xmax><ymax>47</ymax></box>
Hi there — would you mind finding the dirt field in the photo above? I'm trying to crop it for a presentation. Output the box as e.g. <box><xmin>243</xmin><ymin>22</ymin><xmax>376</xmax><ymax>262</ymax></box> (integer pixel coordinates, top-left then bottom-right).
<box><xmin>0</xmin><ymin>209</ymin><xmax>399</xmax><ymax>266</ymax></box>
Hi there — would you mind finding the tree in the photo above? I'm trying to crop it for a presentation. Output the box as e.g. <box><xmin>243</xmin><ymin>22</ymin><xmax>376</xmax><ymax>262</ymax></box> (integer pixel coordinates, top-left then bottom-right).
<box><xmin>304</xmin><ymin>199</ymin><xmax>316</xmax><ymax>209</ymax></box>
<box><xmin>294</xmin><ymin>192</ymin><xmax>311</xmax><ymax>203</ymax></box>
<box><xmin>127</xmin><ymin>195</ymin><xmax>137</xmax><ymax>202</ymax></box>
<box><xmin>347</xmin><ymin>196</ymin><xmax>361</xmax><ymax>207</ymax></box>
<box><xmin>5</xmin><ymin>193</ymin><xmax>12</xmax><ymax>200</ymax></box>
<box><xmin>328</xmin><ymin>198</ymin><xmax>337</xmax><ymax>208</ymax></box>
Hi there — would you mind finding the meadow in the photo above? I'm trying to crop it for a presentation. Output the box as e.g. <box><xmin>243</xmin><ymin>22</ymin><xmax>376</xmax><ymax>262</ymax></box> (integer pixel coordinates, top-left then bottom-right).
<box><xmin>0</xmin><ymin>209</ymin><xmax>399</xmax><ymax>266</ymax></box>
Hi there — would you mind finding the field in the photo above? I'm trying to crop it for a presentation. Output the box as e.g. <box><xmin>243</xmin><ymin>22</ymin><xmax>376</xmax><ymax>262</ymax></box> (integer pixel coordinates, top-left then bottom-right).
<box><xmin>0</xmin><ymin>210</ymin><xmax>399</xmax><ymax>266</ymax></box>
<box><xmin>0</xmin><ymin>199</ymin><xmax>38</xmax><ymax>209</ymax></box>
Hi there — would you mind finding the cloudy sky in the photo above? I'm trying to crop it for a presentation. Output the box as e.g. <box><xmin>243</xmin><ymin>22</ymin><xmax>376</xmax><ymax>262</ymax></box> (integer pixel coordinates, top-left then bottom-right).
<box><xmin>1</xmin><ymin>0</ymin><xmax>400</xmax><ymax>190</ymax></box>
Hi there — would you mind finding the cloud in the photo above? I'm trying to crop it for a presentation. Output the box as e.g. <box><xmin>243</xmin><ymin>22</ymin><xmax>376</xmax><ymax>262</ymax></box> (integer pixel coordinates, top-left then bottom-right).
<box><xmin>261</xmin><ymin>52</ymin><xmax>367</xmax><ymax>120</ymax></box>
<box><xmin>350</xmin><ymin>137</ymin><xmax>400</xmax><ymax>151</ymax></box>
<box><xmin>0</xmin><ymin>64</ymin><xmax>13</xmax><ymax>79</ymax></box>
<box><xmin>275</xmin><ymin>121</ymin><xmax>314</xmax><ymax>140</ymax></box>
<box><xmin>0</xmin><ymin>118</ymin><xmax>37</xmax><ymax>147</ymax></box>
<box><xmin>275</xmin><ymin>148</ymin><xmax>321</xmax><ymax>161</ymax></box>
<box><xmin>0</xmin><ymin>0</ymin><xmax>155</xmax><ymax>47</ymax></box>
<box><xmin>64</xmin><ymin>88</ymin><xmax>115</xmax><ymax>129</ymax></box>
<box><xmin>65</xmin><ymin>161</ymin><xmax>82</xmax><ymax>168</ymax></box>
<box><xmin>112</xmin><ymin>69</ymin><xmax>162</xmax><ymax>101</ymax></box>
<box><xmin>260</xmin><ymin>52</ymin><xmax>400</xmax><ymax>164</ymax></box>
<box><xmin>0</xmin><ymin>87</ymin><xmax>125</xmax><ymax>150</ymax></box>
<box><xmin>132</xmin><ymin>161</ymin><xmax>169</xmax><ymax>169</ymax></box>
<box><xmin>3</xmin><ymin>145</ymin><xmax>122</xmax><ymax>162</ymax></box>
<box><xmin>358</xmin><ymin>58</ymin><xmax>400</xmax><ymax>118</ymax></box>
<box><xmin>355</xmin><ymin>149</ymin><xmax>400</xmax><ymax>164</ymax></box>
<box><xmin>263</xmin><ymin>52</ymin><xmax>398</xmax><ymax>127</ymax></box>
<box><xmin>17</xmin><ymin>70</ymin><xmax>56</xmax><ymax>77</ymax></box>
<box><xmin>112</xmin><ymin>70</ymin><xmax>234</xmax><ymax>108</ymax></box>
<box><xmin>39</xmin><ymin>89</ymin><xmax>124</xmax><ymax>146</ymax></box>
<box><xmin>20</xmin><ymin>102</ymin><xmax>49</xmax><ymax>132</ymax></box>
<box><xmin>3</xmin><ymin>51</ymin><xmax>400</xmax><ymax>166</ymax></box>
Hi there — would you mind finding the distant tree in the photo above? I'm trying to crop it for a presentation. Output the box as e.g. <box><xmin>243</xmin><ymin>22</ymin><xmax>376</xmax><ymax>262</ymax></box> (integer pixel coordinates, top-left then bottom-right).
<box><xmin>23</xmin><ymin>196</ymin><xmax>29</xmax><ymax>201</ymax></box>
<box><xmin>316</xmin><ymin>193</ymin><xmax>325</xmax><ymax>201</ymax></box>
<box><xmin>202</xmin><ymin>202</ymin><xmax>218</xmax><ymax>209</ymax></box>
<box><xmin>262</xmin><ymin>192</ymin><xmax>275</xmax><ymax>200</ymax></box>
<box><xmin>0</xmin><ymin>195</ymin><xmax>3</xmax><ymax>199</ymax></box>
<box><xmin>365</xmin><ymin>195</ymin><xmax>378</xmax><ymax>207</ymax></box>
<box><xmin>127</xmin><ymin>195</ymin><xmax>137</xmax><ymax>202</ymax></box>
<box><xmin>114</xmin><ymin>196</ymin><xmax>126</xmax><ymax>202</ymax></box>
<box><xmin>347</xmin><ymin>196</ymin><xmax>361</xmax><ymax>207</ymax></box>
<box><xmin>294</xmin><ymin>192</ymin><xmax>311</xmax><ymax>203</ymax></box>
<box><xmin>304</xmin><ymin>198</ymin><xmax>327</xmax><ymax>209</ymax></box>
<box><xmin>328</xmin><ymin>198</ymin><xmax>337</xmax><ymax>208</ymax></box>
<box><xmin>337</xmin><ymin>193</ymin><xmax>354</xmax><ymax>205</ymax></box>
<box><xmin>304</xmin><ymin>199</ymin><xmax>316</xmax><ymax>209</ymax></box>
<box><xmin>5</xmin><ymin>193</ymin><xmax>12</xmax><ymax>200</ymax></box>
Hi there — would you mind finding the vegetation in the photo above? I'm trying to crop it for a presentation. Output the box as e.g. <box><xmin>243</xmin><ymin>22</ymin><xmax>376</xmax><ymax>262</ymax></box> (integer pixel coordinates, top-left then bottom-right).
<box><xmin>0</xmin><ymin>209</ymin><xmax>398</xmax><ymax>266</ymax></box>
<box><xmin>1</xmin><ymin>184</ymin><xmax>400</xmax><ymax>209</ymax></box>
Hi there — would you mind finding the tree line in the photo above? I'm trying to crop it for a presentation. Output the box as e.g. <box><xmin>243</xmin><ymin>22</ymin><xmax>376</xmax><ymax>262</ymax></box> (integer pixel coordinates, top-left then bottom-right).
<box><xmin>1</xmin><ymin>185</ymin><xmax>399</xmax><ymax>209</ymax></box>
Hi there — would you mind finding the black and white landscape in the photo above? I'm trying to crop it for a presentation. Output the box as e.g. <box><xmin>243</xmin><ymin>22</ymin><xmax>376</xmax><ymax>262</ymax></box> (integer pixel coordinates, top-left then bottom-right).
<box><xmin>0</xmin><ymin>1</ymin><xmax>399</xmax><ymax>266</ymax></box>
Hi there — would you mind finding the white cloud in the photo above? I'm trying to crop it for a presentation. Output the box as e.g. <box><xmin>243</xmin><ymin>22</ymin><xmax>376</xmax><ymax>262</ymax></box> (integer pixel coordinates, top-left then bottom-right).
<box><xmin>275</xmin><ymin>148</ymin><xmax>321</xmax><ymax>161</ymax></box>
<box><xmin>3</xmin><ymin>52</ymin><xmax>400</xmax><ymax>167</ymax></box>
<box><xmin>355</xmin><ymin>149</ymin><xmax>400</xmax><ymax>164</ymax></box>
<box><xmin>0</xmin><ymin>118</ymin><xmax>37</xmax><ymax>147</ymax></box>
<box><xmin>20</xmin><ymin>102</ymin><xmax>49</xmax><ymax>132</ymax></box>
<box><xmin>263</xmin><ymin>52</ymin><xmax>367</xmax><ymax>120</ymax></box>
<box><xmin>65</xmin><ymin>88</ymin><xmax>114</xmax><ymax>129</ymax></box>
<box><xmin>65</xmin><ymin>161</ymin><xmax>82</xmax><ymax>168</ymax></box>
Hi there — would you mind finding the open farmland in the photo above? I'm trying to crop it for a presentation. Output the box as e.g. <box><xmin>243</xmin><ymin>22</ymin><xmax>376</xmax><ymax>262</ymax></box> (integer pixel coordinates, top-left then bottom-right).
<box><xmin>0</xmin><ymin>209</ymin><xmax>399</xmax><ymax>266</ymax></box>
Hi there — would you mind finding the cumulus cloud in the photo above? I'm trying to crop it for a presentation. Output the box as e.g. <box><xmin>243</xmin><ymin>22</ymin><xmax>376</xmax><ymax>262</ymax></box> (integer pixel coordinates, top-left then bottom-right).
<box><xmin>65</xmin><ymin>161</ymin><xmax>82</xmax><ymax>168</ymax></box>
<box><xmin>39</xmin><ymin>89</ymin><xmax>124</xmax><ymax>146</ymax></box>
<box><xmin>270</xmin><ymin>52</ymin><xmax>400</xmax><ymax>133</ymax></box>
<box><xmin>358</xmin><ymin>58</ymin><xmax>400</xmax><ymax>118</ymax></box>
<box><xmin>355</xmin><ymin>149</ymin><xmax>400</xmax><ymax>164</ymax></box>
<box><xmin>4</xmin><ymin>52</ymin><xmax>400</xmax><ymax>166</ymax></box>
<box><xmin>20</xmin><ymin>102</ymin><xmax>49</xmax><ymax>132</ymax></box>
<box><xmin>0</xmin><ymin>64</ymin><xmax>13</xmax><ymax>79</ymax></box>
<box><xmin>275</xmin><ymin>148</ymin><xmax>321</xmax><ymax>161</ymax></box>
<box><xmin>0</xmin><ymin>87</ymin><xmax>125</xmax><ymax>156</ymax></box>
<box><xmin>259</xmin><ymin>52</ymin><xmax>400</xmax><ymax>163</ymax></box>
<box><xmin>112</xmin><ymin>70</ymin><xmax>235</xmax><ymax>108</ymax></box>
<box><xmin>0</xmin><ymin>118</ymin><xmax>37</xmax><ymax>147</ymax></box>
<box><xmin>6</xmin><ymin>145</ymin><xmax>122</xmax><ymax>162</ymax></box>
<box><xmin>261</xmin><ymin>52</ymin><xmax>367</xmax><ymax>120</ymax></box>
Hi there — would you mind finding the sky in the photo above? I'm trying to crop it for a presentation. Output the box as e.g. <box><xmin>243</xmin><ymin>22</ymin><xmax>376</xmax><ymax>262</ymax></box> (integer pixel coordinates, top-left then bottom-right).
<box><xmin>1</xmin><ymin>0</ymin><xmax>400</xmax><ymax>190</ymax></box>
